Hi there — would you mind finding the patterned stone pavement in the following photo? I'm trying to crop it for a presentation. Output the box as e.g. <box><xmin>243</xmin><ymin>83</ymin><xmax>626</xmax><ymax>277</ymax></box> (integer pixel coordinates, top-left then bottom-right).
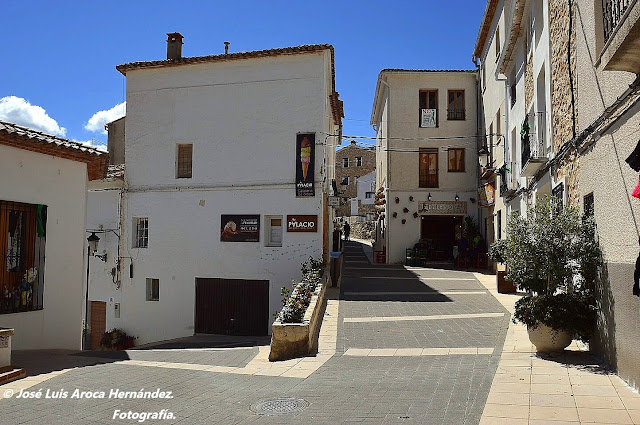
<box><xmin>0</xmin><ymin>241</ymin><xmax>512</xmax><ymax>424</ymax></box>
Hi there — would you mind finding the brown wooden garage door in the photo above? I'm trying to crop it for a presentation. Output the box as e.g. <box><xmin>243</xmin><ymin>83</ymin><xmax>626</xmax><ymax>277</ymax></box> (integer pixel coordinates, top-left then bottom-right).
<box><xmin>195</xmin><ymin>278</ymin><xmax>269</xmax><ymax>336</ymax></box>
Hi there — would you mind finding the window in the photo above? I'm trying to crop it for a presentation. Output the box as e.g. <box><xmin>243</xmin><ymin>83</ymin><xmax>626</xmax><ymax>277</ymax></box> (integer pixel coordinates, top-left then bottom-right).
<box><xmin>343</xmin><ymin>158</ymin><xmax>349</xmax><ymax>168</ymax></box>
<box><xmin>447</xmin><ymin>148</ymin><xmax>465</xmax><ymax>172</ymax></box>
<box><xmin>419</xmin><ymin>149</ymin><xmax>438</xmax><ymax>188</ymax></box>
<box><xmin>552</xmin><ymin>183</ymin><xmax>565</xmax><ymax>210</ymax></box>
<box><xmin>496</xmin><ymin>109</ymin><xmax>501</xmax><ymax>140</ymax></box>
<box><xmin>365</xmin><ymin>192</ymin><xmax>374</xmax><ymax>199</ymax></box>
<box><xmin>146</xmin><ymin>278</ymin><xmax>159</xmax><ymax>301</ymax></box>
<box><xmin>497</xmin><ymin>210</ymin><xmax>502</xmax><ymax>239</ymax></box>
<box><xmin>356</xmin><ymin>157</ymin><xmax>362</xmax><ymax>167</ymax></box>
<box><xmin>1</xmin><ymin>201</ymin><xmax>47</xmax><ymax>315</ymax></box>
<box><xmin>495</xmin><ymin>26</ymin><xmax>500</xmax><ymax>60</ymax></box>
<box><xmin>176</xmin><ymin>144</ymin><xmax>193</xmax><ymax>178</ymax></box>
<box><xmin>447</xmin><ymin>90</ymin><xmax>465</xmax><ymax>120</ymax></box>
<box><xmin>342</xmin><ymin>176</ymin><xmax>349</xmax><ymax>185</ymax></box>
<box><xmin>133</xmin><ymin>217</ymin><xmax>148</xmax><ymax>248</ymax></box>
<box><xmin>510</xmin><ymin>82</ymin><xmax>517</xmax><ymax>108</ymax></box>
<box><xmin>419</xmin><ymin>90</ymin><xmax>438</xmax><ymax>127</ymax></box>
<box><xmin>354</xmin><ymin>176</ymin><xmax>359</xmax><ymax>185</ymax></box>
<box><xmin>583</xmin><ymin>193</ymin><xmax>594</xmax><ymax>219</ymax></box>
<box><xmin>266</xmin><ymin>216</ymin><xmax>283</xmax><ymax>247</ymax></box>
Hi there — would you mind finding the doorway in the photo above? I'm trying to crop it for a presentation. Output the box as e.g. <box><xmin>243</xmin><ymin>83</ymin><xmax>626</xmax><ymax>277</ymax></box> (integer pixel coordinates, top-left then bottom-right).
<box><xmin>195</xmin><ymin>278</ymin><xmax>269</xmax><ymax>336</ymax></box>
<box><xmin>420</xmin><ymin>216</ymin><xmax>462</xmax><ymax>260</ymax></box>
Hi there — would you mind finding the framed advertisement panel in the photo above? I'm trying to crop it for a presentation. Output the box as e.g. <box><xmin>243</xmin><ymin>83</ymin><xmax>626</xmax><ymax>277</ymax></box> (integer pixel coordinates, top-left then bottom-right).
<box><xmin>220</xmin><ymin>215</ymin><xmax>260</xmax><ymax>242</ymax></box>
<box><xmin>296</xmin><ymin>133</ymin><xmax>315</xmax><ymax>197</ymax></box>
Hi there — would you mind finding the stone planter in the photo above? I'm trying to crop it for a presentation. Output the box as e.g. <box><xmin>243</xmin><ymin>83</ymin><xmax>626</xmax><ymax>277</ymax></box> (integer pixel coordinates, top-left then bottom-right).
<box><xmin>527</xmin><ymin>324</ymin><xmax>572</xmax><ymax>352</ymax></box>
<box><xmin>0</xmin><ymin>328</ymin><xmax>14</xmax><ymax>368</ymax></box>
<box><xmin>269</xmin><ymin>274</ymin><xmax>329</xmax><ymax>362</ymax></box>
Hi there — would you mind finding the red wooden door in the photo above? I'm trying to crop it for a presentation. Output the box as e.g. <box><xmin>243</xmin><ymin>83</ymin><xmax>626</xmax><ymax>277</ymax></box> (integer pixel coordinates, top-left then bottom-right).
<box><xmin>90</xmin><ymin>301</ymin><xmax>107</xmax><ymax>349</ymax></box>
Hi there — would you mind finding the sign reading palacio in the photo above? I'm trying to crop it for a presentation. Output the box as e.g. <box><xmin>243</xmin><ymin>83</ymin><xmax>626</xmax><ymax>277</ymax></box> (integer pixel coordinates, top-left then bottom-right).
<box><xmin>419</xmin><ymin>201</ymin><xmax>467</xmax><ymax>216</ymax></box>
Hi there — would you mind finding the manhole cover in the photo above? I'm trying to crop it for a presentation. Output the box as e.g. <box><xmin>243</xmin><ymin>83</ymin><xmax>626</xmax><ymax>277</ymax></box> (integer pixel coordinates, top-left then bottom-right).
<box><xmin>250</xmin><ymin>398</ymin><xmax>309</xmax><ymax>415</ymax></box>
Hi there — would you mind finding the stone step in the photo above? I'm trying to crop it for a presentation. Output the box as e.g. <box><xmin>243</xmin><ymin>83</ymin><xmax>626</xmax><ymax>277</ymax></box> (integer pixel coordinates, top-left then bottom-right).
<box><xmin>0</xmin><ymin>365</ymin><xmax>26</xmax><ymax>385</ymax></box>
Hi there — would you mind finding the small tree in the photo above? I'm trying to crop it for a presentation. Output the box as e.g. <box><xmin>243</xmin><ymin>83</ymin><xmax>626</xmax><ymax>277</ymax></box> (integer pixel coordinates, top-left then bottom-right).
<box><xmin>493</xmin><ymin>195</ymin><xmax>599</xmax><ymax>295</ymax></box>
<box><xmin>489</xmin><ymin>195</ymin><xmax>601</xmax><ymax>342</ymax></box>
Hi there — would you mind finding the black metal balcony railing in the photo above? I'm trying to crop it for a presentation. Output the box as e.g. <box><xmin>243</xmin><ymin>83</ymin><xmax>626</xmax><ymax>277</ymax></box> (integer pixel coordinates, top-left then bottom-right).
<box><xmin>447</xmin><ymin>109</ymin><xmax>466</xmax><ymax>120</ymax></box>
<box><xmin>603</xmin><ymin>0</ymin><xmax>631</xmax><ymax>42</ymax></box>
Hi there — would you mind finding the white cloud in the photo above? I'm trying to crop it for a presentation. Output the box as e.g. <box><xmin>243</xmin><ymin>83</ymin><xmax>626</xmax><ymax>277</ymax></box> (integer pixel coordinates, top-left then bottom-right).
<box><xmin>84</xmin><ymin>102</ymin><xmax>125</xmax><ymax>134</ymax></box>
<box><xmin>72</xmin><ymin>139</ymin><xmax>108</xmax><ymax>152</ymax></box>
<box><xmin>0</xmin><ymin>96</ymin><xmax>67</xmax><ymax>136</ymax></box>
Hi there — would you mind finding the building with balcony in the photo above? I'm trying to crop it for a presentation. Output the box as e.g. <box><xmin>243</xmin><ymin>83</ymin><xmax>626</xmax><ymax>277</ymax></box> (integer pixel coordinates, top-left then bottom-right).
<box><xmin>475</xmin><ymin>0</ymin><xmax>640</xmax><ymax>389</ymax></box>
<box><xmin>370</xmin><ymin>69</ymin><xmax>479</xmax><ymax>264</ymax></box>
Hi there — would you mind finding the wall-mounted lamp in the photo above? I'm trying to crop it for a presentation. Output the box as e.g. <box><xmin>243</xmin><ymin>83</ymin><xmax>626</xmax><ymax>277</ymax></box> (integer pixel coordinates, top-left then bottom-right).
<box><xmin>87</xmin><ymin>232</ymin><xmax>100</xmax><ymax>254</ymax></box>
<box><xmin>455</xmin><ymin>194</ymin><xmax>460</xmax><ymax>202</ymax></box>
<box><xmin>428</xmin><ymin>193</ymin><xmax>432</xmax><ymax>202</ymax></box>
<box><xmin>478</xmin><ymin>145</ymin><xmax>490</xmax><ymax>168</ymax></box>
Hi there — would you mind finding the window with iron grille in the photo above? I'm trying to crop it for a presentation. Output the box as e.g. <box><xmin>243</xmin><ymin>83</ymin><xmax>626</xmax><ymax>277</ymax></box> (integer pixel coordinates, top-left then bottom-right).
<box><xmin>343</xmin><ymin>158</ymin><xmax>349</xmax><ymax>168</ymax></box>
<box><xmin>419</xmin><ymin>148</ymin><xmax>439</xmax><ymax>188</ymax></box>
<box><xmin>419</xmin><ymin>90</ymin><xmax>438</xmax><ymax>127</ymax></box>
<box><xmin>176</xmin><ymin>144</ymin><xmax>193</xmax><ymax>178</ymax></box>
<box><xmin>584</xmin><ymin>192</ymin><xmax>594</xmax><ymax>219</ymax></box>
<box><xmin>146</xmin><ymin>278</ymin><xmax>159</xmax><ymax>301</ymax></box>
<box><xmin>447</xmin><ymin>90</ymin><xmax>465</xmax><ymax>120</ymax></box>
<box><xmin>133</xmin><ymin>217</ymin><xmax>148</xmax><ymax>248</ymax></box>
<box><xmin>447</xmin><ymin>148</ymin><xmax>465</xmax><ymax>172</ymax></box>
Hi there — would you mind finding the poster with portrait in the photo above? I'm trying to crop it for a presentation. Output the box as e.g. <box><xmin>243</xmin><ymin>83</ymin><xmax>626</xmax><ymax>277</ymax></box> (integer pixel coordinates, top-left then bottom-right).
<box><xmin>220</xmin><ymin>215</ymin><xmax>260</xmax><ymax>242</ymax></box>
<box><xmin>295</xmin><ymin>133</ymin><xmax>315</xmax><ymax>197</ymax></box>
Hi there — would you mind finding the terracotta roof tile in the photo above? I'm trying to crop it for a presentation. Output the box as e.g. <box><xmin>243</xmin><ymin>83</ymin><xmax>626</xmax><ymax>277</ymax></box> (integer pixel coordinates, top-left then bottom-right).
<box><xmin>0</xmin><ymin>120</ymin><xmax>108</xmax><ymax>180</ymax></box>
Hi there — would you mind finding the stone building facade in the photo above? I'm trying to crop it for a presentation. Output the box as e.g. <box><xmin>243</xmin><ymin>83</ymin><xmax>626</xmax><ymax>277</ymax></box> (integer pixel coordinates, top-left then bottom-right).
<box><xmin>475</xmin><ymin>0</ymin><xmax>640</xmax><ymax>389</ymax></box>
<box><xmin>334</xmin><ymin>141</ymin><xmax>375</xmax><ymax>216</ymax></box>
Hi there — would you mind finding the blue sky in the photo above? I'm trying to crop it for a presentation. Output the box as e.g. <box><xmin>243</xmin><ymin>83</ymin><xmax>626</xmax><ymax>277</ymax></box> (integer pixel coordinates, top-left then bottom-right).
<box><xmin>0</xmin><ymin>0</ymin><xmax>486</xmax><ymax>149</ymax></box>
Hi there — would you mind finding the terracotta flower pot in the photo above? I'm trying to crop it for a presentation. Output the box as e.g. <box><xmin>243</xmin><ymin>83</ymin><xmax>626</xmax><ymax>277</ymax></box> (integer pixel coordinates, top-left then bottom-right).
<box><xmin>527</xmin><ymin>324</ymin><xmax>572</xmax><ymax>352</ymax></box>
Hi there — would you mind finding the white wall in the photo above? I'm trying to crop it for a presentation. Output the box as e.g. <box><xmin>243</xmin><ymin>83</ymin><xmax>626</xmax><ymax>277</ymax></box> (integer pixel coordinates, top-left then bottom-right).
<box><xmin>115</xmin><ymin>50</ymin><xmax>333</xmax><ymax>344</ymax></box>
<box><xmin>86</xmin><ymin>186</ymin><xmax>124</xmax><ymax>334</ymax></box>
<box><xmin>0</xmin><ymin>145</ymin><xmax>88</xmax><ymax>349</ymax></box>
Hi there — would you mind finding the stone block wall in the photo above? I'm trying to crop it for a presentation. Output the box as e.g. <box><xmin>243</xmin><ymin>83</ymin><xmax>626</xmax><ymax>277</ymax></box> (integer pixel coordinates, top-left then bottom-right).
<box><xmin>335</xmin><ymin>142</ymin><xmax>375</xmax><ymax>216</ymax></box>
<box><xmin>549</xmin><ymin>0</ymin><xmax>577</xmax><ymax>154</ymax></box>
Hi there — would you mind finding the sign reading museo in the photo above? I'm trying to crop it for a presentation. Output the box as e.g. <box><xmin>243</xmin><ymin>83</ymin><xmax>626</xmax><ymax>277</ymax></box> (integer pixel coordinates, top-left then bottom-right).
<box><xmin>296</xmin><ymin>133</ymin><xmax>315</xmax><ymax>197</ymax></box>
<box><xmin>287</xmin><ymin>215</ymin><xmax>318</xmax><ymax>232</ymax></box>
<box><xmin>220</xmin><ymin>215</ymin><xmax>260</xmax><ymax>242</ymax></box>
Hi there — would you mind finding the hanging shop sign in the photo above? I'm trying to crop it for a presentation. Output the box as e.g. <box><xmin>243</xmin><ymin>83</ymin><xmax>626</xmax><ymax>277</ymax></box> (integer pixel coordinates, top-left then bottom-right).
<box><xmin>421</xmin><ymin>109</ymin><xmax>437</xmax><ymax>128</ymax></box>
<box><xmin>420</xmin><ymin>201</ymin><xmax>467</xmax><ymax>216</ymax></box>
<box><xmin>478</xmin><ymin>184</ymin><xmax>495</xmax><ymax>207</ymax></box>
<box><xmin>220</xmin><ymin>215</ymin><xmax>260</xmax><ymax>242</ymax></box>
<box><xmin>287</xmin><ymin>215</ymin><xmax>318</xmax><ymax>232</ymax></box>
<box><xmin>296</xmin><ymin>133</ymin><xmax>315</xmax><ymax>197</ymax></box>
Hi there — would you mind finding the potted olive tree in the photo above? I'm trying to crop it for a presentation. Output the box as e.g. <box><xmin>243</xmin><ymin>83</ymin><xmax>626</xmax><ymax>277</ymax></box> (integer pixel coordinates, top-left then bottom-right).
<box><xmin>489</xmin><ymin>195</ymin><xmax>601</xmax><ymax>352</ymax></box>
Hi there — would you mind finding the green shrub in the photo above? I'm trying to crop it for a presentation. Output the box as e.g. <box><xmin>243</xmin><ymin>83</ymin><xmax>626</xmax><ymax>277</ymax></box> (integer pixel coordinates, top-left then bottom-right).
<box><xmin>276</xmin><ymin>257</ymin><xmax>324</xmax><ymax>323</ymax></box>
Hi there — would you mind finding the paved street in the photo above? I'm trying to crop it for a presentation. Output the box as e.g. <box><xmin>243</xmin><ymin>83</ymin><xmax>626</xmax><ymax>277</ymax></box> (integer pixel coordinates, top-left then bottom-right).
<box><xmin>0</xmin><ymin>240</ymin><xmax>583</xmax><ymax>424</ymax></box>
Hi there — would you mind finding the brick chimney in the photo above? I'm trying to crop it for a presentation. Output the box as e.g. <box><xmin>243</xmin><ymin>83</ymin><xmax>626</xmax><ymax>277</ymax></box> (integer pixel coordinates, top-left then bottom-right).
<box><xmin>166</xmin><ymin>32</ymin><xmax>184</xmax><ymax>60</ymax></box>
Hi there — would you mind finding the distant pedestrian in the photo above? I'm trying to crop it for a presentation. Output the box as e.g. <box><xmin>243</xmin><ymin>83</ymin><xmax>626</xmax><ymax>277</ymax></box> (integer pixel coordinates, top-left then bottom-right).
<box><xmin>344</xmin><ymin>222</ymin><xmax>351</xmax><ymax>241</ymax></box>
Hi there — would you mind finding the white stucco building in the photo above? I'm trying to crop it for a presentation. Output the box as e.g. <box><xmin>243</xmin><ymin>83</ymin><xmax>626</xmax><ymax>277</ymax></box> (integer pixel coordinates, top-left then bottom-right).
<box><xmin>0</xmin><ymin>121</ymin><xmax>108</xmax><ymax>350</ymax></box>
<box><xmin>350</xmin><ymin>171</ymin><xmax>376</xmax><ymax>218</ymax></box>
<box><xmin>370</xmin><ymin>70</ymin><xmax>479</xmax><ymax>264</ymax></box>
<box><xmin>86</xmin><ymin>36</ymin><xmax>342</xmax><ymax>346</ymax></box>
